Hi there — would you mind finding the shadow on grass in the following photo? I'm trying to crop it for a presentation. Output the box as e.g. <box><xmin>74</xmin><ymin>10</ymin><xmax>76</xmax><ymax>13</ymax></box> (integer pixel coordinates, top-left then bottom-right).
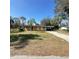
<box><xmin>10</xmin><ymin>34</ymin><xmax>42</xmax><ymax>49</ymax></box>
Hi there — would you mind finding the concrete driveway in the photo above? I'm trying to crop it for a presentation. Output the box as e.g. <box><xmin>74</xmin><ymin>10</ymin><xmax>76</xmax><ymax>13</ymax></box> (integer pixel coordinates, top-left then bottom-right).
<box><xmin>46</xmin><ymin>31</ymin><xmax>69</xmax><ymax>42</ymax></box>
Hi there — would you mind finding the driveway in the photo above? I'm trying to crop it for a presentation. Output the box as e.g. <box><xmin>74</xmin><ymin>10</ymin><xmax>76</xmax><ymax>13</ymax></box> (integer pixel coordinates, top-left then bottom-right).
<box><xmin>46</xmin><ymin>31</ymin><xmax>69</xmax><ymax>42</ymax></box>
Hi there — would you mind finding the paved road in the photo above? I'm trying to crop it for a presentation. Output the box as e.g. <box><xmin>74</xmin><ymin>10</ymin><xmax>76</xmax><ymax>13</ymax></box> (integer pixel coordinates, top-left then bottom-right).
<box><xmin>11</xmin><ymin>55</ymin><xmax>68</xmax><ymax>59</ymax></box>
<box><xmin>46</xmin><ymin>31</ymin><xmax>69</xmax><ymax>42</ymax></box>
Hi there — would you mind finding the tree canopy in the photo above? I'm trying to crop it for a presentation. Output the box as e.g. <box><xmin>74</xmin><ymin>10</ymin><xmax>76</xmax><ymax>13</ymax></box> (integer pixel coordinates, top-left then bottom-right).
<box><xmin>55</xmin><ymin>0</ymin><xmax>69</xmax><ymax>15</ymax></box>
<box><xmin>41</xmin><ymin>17</ymin><xmax>51</xmax><ymax>26</ymax></box>
<box><xmin>10</xmin><ymin>16</ymin><xmax>26</xmax><ymax>28</ymax></box>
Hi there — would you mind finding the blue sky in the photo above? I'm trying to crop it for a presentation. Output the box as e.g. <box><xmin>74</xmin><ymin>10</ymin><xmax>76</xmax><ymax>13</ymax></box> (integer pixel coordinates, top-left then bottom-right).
<box><xmin>10</xmin><ymin>0</ymin><xmax>56</xmax><ymax>23</ymax></box>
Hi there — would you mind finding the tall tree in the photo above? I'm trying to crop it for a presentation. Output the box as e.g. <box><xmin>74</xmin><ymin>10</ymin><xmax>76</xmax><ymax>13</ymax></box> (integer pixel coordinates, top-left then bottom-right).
<box><xmin>50</xmin><ymin>17</ymin><xmax>59</xmax><ymax>26</ymax></box>
<box><xmin>13</xmin><ymin>17</ymin><xmax>20</xmax><ymax>28</ymax></box>
<box><xmin>19</xmin><ymin>16</ymin><xmax>26</xmax><ymax>26</ymax></box>
<box><xmin>41</xmin><ymin>17</ymin><xmax>51</xmax><ymax>26</ymax></box>
<box><xmin>10</xmin><ymin>16</ymin><xmax>26</xmax><ymax>30</ymax></box>
<box><xmin>55</xmin><ymin>0</ymin><xmax>69</xmax><ymax>14</ymax></box>
<box><xmin>55</xmin><ymin>0</ymin><xmax>69</xmax><ymax>28</ymax></box>
<box><xmin>19</xmin><ymin>16</ymin><xmax>26</xmax><ymax>31</ymax></box>
<box><xmin>27</xmin><ymin>18</ymin><xmax>36</xmax><ymax>31</ymax></box>
<box><xmin>10</xmin><ymin>16</ymin><xmax>14</xmax><ymax>28</ymax></box>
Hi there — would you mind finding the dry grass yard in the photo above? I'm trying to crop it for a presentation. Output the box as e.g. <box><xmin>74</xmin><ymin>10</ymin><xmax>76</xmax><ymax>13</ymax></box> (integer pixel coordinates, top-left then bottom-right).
<box><xmin>10</xmin><ymin>31</ymin><xmax>69</xmax><ymax>56</ymax></box>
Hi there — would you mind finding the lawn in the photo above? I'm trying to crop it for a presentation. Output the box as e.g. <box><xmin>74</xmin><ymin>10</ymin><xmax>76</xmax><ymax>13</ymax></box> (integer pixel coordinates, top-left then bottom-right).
<box><xmin>10</xmin><ymin>31</ymin><xmax>69</xmax><ymax>56</ymax></box>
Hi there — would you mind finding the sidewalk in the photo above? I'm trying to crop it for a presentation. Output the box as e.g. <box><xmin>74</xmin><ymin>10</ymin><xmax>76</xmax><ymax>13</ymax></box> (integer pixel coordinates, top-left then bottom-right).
<box><xmin>46</xmin><ymin>31</ymin><xmax>69</xmax><ymax>42</ymax></box>
<box><xmin>11</xmin><ymin>55</ymin><xmax>68</xmax><ymax>59</ymax></box>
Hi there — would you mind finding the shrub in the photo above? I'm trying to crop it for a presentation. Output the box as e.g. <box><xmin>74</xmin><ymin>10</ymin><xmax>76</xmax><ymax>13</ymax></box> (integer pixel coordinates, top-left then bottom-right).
<box><xmin>19</xmin><ymin>28</ymin><xmax>25</xmax><ymax>32</ymax></box>
<box><xmin>53</xmin><ymin>25</ymin><xmax>59</xmax><ymax>31</ymax></box>
<box><xmin>10</xmin><ymin>28</ymin><xmax>19</xmax><ymax>33</ymax></box>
